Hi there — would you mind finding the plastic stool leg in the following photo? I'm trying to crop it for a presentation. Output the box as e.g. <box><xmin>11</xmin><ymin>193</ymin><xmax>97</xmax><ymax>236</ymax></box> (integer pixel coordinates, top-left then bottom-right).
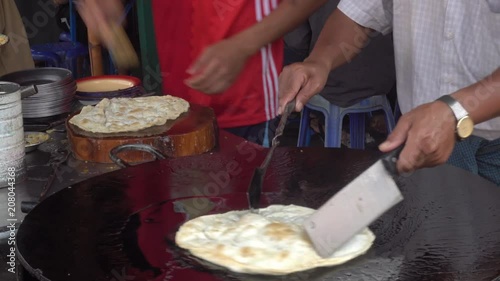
<box><xmin>324</xmin><ymin>105</ymin><xmax>342</xmax><ymax>148</ymax></box>
<box><xmin>69</xmin><ymin>0</ymin><xmax>77</xmax><ymax>42</ymax></box>
<box><xmin>298</xmin><ymin>107</ymin><xmax>312</xmax><ymax>147</ymax></box>
<box><xmin>394</xmin><ymin>100</ymin><xmax>402</xmax><ymax>124</ymax></box>
<box><xmin>349</xmin><ymin>113</ymin><xmax>366</xmax><ymax>149</ymax></box>
<box><xmin>31</xmin><ymin>52</ymin><xmax>61</xmax><ymax>67</ymax></box>
<box><xmin>382</xmin><ymin>97</ymin><xmax>396</xmax><ymax>133</ymax></box>
<box><xmin>384</xmin><ymin>109</ymin><xmax>396</xmax><ymax>133</ymax></box>
<box><xmin>306</xmin><ymin>123</ymin><xmax>313</xmax><ymax>146</ymax></box>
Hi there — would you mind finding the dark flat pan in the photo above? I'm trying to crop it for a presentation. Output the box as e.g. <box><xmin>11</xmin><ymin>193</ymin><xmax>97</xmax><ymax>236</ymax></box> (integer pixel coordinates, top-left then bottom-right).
<box><xmin>15</xmin><ymin>138</ymin><xmax>500</xmax><ymax>281</ymax></box>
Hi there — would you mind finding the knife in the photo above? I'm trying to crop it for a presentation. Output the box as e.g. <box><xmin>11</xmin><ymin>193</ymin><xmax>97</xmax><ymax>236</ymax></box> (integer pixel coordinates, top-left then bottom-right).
<box><xmin>247</xmin><ymin>99</ymin><xmax>296</xmax><ymax>212</ymax></box>
<box><xmin>303</xmin><ymin>145</ymin><xmax>404</xmax><ymax>258</ymax></box>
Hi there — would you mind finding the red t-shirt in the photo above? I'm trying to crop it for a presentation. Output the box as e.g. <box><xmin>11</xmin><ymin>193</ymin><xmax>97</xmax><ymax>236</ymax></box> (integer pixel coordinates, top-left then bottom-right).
<box><xmin>151</xmin><ymin>0</ymin><xmax>283</xmax><ymax>128</ymax></box>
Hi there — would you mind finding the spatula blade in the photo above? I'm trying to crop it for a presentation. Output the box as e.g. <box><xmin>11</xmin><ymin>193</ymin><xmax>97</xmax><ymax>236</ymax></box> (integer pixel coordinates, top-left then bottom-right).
<box><xmin>303</xmin><ymin>159</ymin><xmax>403</xmax><ymax>258</ymax></box>
<box><xmin>247</xmin><ymin>168</ymin><xmax>264</xmax><ymax>211</ymax></box>
<box><xmin>246</xmin><ymin>99</ymin><xmax>296</xmax><ymax>212</ymax></box>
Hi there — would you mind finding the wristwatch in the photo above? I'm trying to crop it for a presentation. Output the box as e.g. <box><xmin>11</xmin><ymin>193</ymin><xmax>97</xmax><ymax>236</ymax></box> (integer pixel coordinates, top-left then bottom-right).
<box><xmin>436</xmin><ymin>95</ymin><xmax>474</xmax><ymax>140</ymax></box>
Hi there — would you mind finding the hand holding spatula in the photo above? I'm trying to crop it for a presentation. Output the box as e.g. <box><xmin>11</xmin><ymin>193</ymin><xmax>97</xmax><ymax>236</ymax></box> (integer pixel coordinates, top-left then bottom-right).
<box><xmin>76</xmin><ymin>0</ymin><xmax>139</xmax><ymax>72</ymax></box>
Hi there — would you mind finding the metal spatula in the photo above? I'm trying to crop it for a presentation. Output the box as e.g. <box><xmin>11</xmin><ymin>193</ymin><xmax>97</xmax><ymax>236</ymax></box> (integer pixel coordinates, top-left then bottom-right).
<box><xmin>303</xmin><ymin>145</ymin><xmax>404</xmax><ymax>258</ymax></box>
<box><xmin>247</xmin><ymin>99</ymin><xmax>296</xmax><ymax>212</ymax></box>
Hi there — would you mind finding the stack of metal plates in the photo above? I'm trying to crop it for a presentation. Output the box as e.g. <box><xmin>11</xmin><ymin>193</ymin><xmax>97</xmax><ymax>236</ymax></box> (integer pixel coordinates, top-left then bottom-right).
<box><xmin>0</xmin><ymin>68</ymin><xmax>76</xmax><ymax>118</ymax></box>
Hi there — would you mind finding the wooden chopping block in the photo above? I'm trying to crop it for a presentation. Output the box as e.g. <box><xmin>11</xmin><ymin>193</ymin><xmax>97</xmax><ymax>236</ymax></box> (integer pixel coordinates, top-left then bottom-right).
<box><xmin>66</xmin><ymin>103</ymin><xmax>218</xmax><ymax>164</ymax></box>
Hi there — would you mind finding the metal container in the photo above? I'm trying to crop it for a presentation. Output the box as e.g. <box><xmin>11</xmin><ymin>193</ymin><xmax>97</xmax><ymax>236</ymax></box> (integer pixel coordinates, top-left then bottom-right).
<box><xmin>0</xmin><ymin>82</ymin><xmax>37</xmax><ymax>188</ymax></box>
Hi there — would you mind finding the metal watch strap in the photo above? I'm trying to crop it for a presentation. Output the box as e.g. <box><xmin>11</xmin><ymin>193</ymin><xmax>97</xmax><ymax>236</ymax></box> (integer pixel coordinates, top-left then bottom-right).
<box><xmin>437</xmin><ymin>95</ymin><xmax>469</xmax><ymax>121</ymax></box>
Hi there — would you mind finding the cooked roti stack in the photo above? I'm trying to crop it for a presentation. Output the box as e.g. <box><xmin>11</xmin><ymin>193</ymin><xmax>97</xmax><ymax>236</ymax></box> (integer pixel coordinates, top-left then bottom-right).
<box><xmin>69</xmin><ymin>96</ymin><xmax>189</xmax><ymax>133</ymax></box>
<box><xmin>175</xmin><ymin>204</ymin><xmax>375</xmax><ymax>275</ymax></box>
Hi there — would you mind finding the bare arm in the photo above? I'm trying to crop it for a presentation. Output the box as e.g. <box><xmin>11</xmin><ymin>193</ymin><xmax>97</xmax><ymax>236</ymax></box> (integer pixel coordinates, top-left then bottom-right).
<box><xmin>305</xmin><ymin>9</ymin><xmax>373</xmax><ymax>72</ymax></box>
<box><xmin>451</xmin><ymin>68</ymin><xmax>500</xmax><ymax>124</ymax></box>
<box><xmin>278</xmin><ymin>9</ymin><xmax>375</xmax><ymax>112</ymax></box>
<box><xmin>234</xmin><ymin>0</ymin><xmax>330</xmax><ymax>56</ymax></box>
<box><xmin>187</xmin><ymin>0</ymin><xmax>329</xmax><ymax>93</ymax></box>
<box><xmin>379</xmin><ymin>68</ymin><xmax>500</xmax><ymax>173</ymax></box>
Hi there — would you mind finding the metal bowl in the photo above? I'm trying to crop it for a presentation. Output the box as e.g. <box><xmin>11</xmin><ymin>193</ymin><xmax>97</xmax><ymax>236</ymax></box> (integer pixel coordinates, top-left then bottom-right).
<box><xmin>24</xmin><ymin>131</ymin><xmax>50</xmax><ymax>153</ymax></box>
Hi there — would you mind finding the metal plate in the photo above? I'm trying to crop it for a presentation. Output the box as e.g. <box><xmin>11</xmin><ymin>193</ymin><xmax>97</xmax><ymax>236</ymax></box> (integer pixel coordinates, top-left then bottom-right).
<box><xmin>0</xmin><ymin>68</ymin><xmax>73</xmax><ymax>87</ymax></box>
<box><xmin>1</xmin><ymin>68</ymin><xmax>76</xmax><ymax>118</ymax></box>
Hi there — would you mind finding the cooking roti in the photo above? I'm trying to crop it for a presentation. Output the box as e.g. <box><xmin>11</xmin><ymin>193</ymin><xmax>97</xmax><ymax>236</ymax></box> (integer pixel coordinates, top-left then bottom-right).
<box><xmin>69</xmin><ymin>96</ymin><xmax>189</xmax><ymax>133</ymax></box>
<box><xmin>175</xmin><ymin>204</ymin><xmax>375</xmax><ymax>275</ymax></box>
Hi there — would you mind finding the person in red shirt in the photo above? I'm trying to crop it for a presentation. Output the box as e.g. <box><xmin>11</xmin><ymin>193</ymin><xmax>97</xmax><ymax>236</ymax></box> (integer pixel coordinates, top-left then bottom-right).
<box><xmin>77</xmin><ymin>0</ymin><xmax>327</xmax><ymax>146</ymax></box>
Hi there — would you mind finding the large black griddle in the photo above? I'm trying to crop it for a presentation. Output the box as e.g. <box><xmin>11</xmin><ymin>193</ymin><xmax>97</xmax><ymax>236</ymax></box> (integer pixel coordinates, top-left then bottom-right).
<box><xmin>16</xmin><ymin>133</ymin><xmax>500</xmax><ymax>281</ymax></box>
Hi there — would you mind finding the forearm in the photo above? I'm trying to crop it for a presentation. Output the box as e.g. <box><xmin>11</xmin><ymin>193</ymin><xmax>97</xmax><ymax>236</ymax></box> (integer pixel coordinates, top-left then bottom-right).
<box><xmin>306</xmin><ymin>9</ymin><xmax>373</xmax><ymax>71</ymax></box>
<box><xmin>233</xmin><ymin>0</ymin><xmax>328</xmax><ymax>56</ymax></box>
<box><xmin>451</xmin><ymin>68</ymin><xmax>500</xmax><ymax>124</ymax></box>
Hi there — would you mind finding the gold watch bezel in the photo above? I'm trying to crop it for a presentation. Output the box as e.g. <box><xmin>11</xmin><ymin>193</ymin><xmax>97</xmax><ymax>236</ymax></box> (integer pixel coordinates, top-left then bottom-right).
<box><xmin>456</xmin><ymin>116</ymin><xmax>474</xmax><ymax>139</ymax></box>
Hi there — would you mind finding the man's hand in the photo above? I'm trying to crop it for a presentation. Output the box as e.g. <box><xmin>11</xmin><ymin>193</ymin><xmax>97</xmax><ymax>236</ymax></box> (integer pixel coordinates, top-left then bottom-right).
<box><xmin>75</xmin><ymin>0</ymin><xmax>124</xmax><ymax>45</ymax></box>
<box><xmin>277</xmin><ymin>60</ymin><xmax>330</xmax><ymax>114</ymax></box>
<box><xmin>185</xmin><ymin>39</ymin><xmax>252</xmax><ymax>94</ymax></box>
<box><xmin>379</xmin><ymin>101</ymin><xmax>457</xmax><ymax>174</ymax></box>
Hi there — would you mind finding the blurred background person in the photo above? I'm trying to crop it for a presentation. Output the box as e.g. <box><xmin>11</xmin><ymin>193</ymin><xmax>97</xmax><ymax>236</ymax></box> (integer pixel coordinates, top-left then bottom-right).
<box><xmin>0</xmin><ymin>0</ymin><xmax>34</xmax><ymax>76</ymax></box>
<box><xmin>76</xmin><ymin>0</ymin><xmax>328</xmax><ymax>146</ymax></box>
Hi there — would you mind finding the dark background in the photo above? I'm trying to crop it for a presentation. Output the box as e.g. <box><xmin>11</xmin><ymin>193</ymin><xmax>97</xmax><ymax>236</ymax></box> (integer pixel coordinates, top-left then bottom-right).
<box><xmin>13</xmin><ymin>0</ymin><xmax>140</xmax><ymax>57</ymax></box>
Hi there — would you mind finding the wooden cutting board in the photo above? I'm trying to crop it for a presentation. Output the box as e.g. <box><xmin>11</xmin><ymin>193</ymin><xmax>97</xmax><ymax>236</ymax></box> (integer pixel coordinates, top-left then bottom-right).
<box><xmin>66</xmin><ymin>103</ymin><xmax>218</xmax><ymax>164</ymax></box>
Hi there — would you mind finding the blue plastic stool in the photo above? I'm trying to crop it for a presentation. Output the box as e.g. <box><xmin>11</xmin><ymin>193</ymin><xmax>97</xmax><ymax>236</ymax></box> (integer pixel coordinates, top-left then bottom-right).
<box><xmin>298</xmin><ymin>95</ymin><xmax>396</xmax><ymax>149</ymax></box>
<box><xmin>31</xmin><ymin>42</ymin><xmax>89</xmax><ymax>78</ymax></box>
<box><xmin>31</xmin><ymin>51</ymin><xmax>61</xmax><ymax>68</ymax></box>
<box><xmin>394</xmin><ymin>100</ymin><xmax>402</xmax><ymax>123</ymax></box>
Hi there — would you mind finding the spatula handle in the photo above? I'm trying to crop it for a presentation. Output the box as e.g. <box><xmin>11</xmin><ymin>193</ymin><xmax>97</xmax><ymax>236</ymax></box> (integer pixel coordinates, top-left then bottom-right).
<box><xmin>381</xmin><ymin>144</ymin><xmax>404</xmax><ymax>176</ymax></box>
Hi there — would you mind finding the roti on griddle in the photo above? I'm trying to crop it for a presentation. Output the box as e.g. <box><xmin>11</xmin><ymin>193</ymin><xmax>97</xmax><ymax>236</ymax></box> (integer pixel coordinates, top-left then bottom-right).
<box><xmin>69</xmin><ymin>96</ymin><xmax>189</xmax><ymax>133</ymax></box>
<box><xmin>175</xmin><ymin>204</ymin><xmax>375</xmax><ymax>275</ymax></box>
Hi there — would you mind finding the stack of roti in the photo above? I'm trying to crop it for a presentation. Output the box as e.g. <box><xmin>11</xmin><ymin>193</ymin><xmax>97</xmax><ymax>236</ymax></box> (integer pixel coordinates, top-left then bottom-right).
<box><xmin>69</xmin><ymin>96</ymin><xmax>189</xmax><ymax>133</ymax></box>
<box><xmin>175</xmin><ymin>204</ymin><xmax>375</xmax><ymax>275</ymax></box>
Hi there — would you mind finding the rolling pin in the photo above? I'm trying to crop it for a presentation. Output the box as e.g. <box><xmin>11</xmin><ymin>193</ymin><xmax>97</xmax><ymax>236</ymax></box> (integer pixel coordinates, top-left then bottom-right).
<box><xmin>88</xmin><ymin>30</ymin><xmax>104</xmax><ymax>75</ymax></box>
<box><xmin>88</xmin><ymin>20</ymin><xmax>139</xmax><ymax>74</ymax></box>
<box><xmin>78</xmin><ymin>0</ymin><xmax>139</xmax><ymax>73</ymax></box>
<box><xmin>106</xmin><ymin>22</ymin><xmax>140</xmax><ymax>71</ymax></box>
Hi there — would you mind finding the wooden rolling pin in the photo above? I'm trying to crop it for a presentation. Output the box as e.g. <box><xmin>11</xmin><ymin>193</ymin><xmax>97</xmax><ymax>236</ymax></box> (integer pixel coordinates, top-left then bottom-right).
<box><xmin>87</xmin><ymin>21</ymin><xmax>139</xmax><ymax>74</ymax></box>
<box><xmin>88</xmin><ymin>31</ymin><xmax>104</xmax><ymax>75</ymax></box>
<box><xmin>106</xmin><ymin>22</ymin><xmax>140</xmax><ymax>71</ymax></box>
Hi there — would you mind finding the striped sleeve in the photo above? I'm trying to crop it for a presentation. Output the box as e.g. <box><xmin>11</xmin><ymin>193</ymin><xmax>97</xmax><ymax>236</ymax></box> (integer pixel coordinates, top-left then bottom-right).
<box><xmin>256</xmin><ymin>0</ymin><xmax>281</xmax><ymax>119</ymax></box>
<box><xmin>338</xmin><ymin>0</ymin><xmax>393</xmax><ymax>34</ymax></box>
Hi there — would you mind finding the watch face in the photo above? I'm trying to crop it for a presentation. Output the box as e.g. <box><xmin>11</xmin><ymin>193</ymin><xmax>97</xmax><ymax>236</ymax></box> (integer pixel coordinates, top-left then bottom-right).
<box><xmin>457</xmin><ymin>116</ymin><xmax>474</xmax><ymax>139</ymax></box>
